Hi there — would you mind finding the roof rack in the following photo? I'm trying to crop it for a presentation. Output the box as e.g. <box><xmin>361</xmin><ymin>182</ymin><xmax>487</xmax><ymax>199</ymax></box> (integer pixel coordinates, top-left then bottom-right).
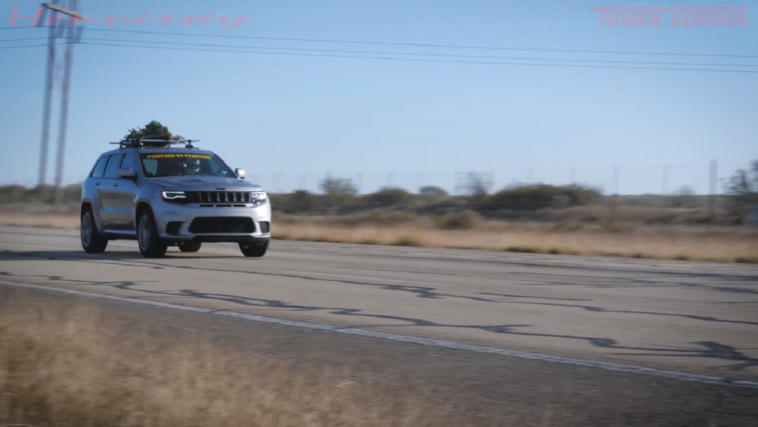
<box><xmin>109</xmin><ymin>137</ymin><xmax>200</xmax><ymax>149</ymax></box>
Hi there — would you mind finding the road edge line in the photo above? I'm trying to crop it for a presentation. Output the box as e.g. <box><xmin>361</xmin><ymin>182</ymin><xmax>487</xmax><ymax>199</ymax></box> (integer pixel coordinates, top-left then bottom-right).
<box><xmin>2</xmin><ymin>280</ymin><xmax>757</xmax><ymax>390</ymax></box>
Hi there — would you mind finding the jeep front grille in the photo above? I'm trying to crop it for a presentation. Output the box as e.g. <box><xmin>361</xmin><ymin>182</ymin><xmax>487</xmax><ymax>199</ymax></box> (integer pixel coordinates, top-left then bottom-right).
<box><xmin>186</xmin><ymin>191</ymin><xmax>250</xmax><ymax>204</ymax></box>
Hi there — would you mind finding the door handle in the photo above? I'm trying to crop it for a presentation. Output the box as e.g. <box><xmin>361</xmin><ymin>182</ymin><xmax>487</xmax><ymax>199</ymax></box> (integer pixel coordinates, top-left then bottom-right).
<box><xmin>95</xmin><ymin>182</ymin><xmax>101</xmax><ymax>186</ymax></box>
<box><xmin>113</xmin><ymin>183</ymin><xmax>119</xmax><ymax>187</ymax></box>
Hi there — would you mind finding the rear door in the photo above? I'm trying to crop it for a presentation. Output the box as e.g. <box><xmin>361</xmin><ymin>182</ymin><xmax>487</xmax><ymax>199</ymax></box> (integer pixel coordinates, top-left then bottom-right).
<box><xmin>99</xmin><ymin>153</ymin><xmax>123</xmax><ymax>231</ymax></box>
<box><xmin>84</xmin><ymin>155</ymin><xmax>109</xmax><ymax>228</ymax></box>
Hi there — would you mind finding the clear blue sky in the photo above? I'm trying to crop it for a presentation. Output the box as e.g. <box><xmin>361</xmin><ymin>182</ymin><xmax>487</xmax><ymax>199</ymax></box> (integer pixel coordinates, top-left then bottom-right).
<box><xmin>1</xmin><ymin>0</ymin><xmax>756</xmax><ymax>194</ymax></box>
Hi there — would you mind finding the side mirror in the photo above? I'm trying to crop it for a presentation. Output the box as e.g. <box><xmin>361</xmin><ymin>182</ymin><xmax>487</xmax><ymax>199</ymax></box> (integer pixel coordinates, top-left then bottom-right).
<box><xmin>117</xmin><ymin>167</ymin><xmax>136</xmax><ymax>180</ymax></box>
<box><xmin>235</xmin><ymin>168</ymin><xmax>246</xmax><ymax>179</ymax></box>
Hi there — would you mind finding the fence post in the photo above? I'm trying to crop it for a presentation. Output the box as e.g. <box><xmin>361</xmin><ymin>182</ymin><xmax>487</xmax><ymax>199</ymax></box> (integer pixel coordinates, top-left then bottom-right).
<box><xmin>661</xmin><ymin>164</ymin><xmax>669</xmax><ymax>207</ymax></box>
<box><xmin>355</xmin><ymin>173</ymin><xmax>363</xmax><ymax>195</ymax></box>
<box><xmin>708</xmin><ymin>159</ymin><xmax>718</xmax><ymax>218</ymax></box>
<box><xmin>611</xmin><ymin>166</ymin><xmax>620</xmax><ymax>222</ymax></box>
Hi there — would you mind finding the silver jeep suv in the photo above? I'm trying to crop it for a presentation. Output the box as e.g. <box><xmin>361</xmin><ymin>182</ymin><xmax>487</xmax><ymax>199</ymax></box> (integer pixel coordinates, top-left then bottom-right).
<box><xmin>80</xmin><ymin>139</ymin><xmax>271</xmax><ymax>258</ymax></box>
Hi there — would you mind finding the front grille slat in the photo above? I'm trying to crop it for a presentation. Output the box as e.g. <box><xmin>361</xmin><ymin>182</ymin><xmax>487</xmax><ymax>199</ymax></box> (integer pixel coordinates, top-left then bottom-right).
<box><xmin>184</xmin><ymin>192</ymin><xmax>249</xmax><ymax>207</ymax></box>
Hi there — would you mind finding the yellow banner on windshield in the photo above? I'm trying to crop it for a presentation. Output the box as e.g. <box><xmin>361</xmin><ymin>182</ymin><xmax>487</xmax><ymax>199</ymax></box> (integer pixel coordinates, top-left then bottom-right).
<box><xmin>145</xmin><ymin>154</ymin><xmax>212</xmax><ymax>159</ymax></box>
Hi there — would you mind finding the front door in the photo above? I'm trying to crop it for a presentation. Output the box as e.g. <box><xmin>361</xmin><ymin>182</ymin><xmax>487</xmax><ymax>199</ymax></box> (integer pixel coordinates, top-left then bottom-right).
<box><xmin>110</xmin><ymin>152</ymin><xmax>140</xmax><ymax>232</ymax></box>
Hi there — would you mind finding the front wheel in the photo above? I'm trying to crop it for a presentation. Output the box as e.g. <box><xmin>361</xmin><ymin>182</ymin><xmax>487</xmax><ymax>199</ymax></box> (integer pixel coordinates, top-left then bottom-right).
<box><xmin>239</xmin><ymin>240</ymin><xmax>268</xmax><ymax>257</ymax></box>
<box><xmin>178</xmin><ymin>241</ymin><xmax>202</xmax><ymax>253</ymax></box>
<box><xmin>137</xmin><ymin>210</ymin><xmax>167</xmax><ymax>258</ymax></box>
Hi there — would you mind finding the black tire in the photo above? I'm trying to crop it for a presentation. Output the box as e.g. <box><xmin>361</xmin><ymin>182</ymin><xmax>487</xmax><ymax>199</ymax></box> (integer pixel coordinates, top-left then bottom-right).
<box><xmin>239</xmin><ymin>240</ymin><xmax>268</xmax><ymax>257</ymax></box>
<box><xmin>137</xmin><ymin>209</ymin><xmax>167</xmax><ymax>258</ymax></box>
<box><xmin>80</xmin><ymin>207</ymin><xmax>108</xmax><ymax>253</ymax></box>
<box><xmin>178</xmin><ymin>241</ymin><xmax>202</xmax><ymax>253</ymax></box>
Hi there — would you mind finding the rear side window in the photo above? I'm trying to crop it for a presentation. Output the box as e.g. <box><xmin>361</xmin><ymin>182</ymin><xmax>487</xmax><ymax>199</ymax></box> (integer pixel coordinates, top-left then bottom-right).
<box><xmin>91</xmin><ymin>156</ymin><xmax>108</xmax><ymax>178</ymax></box>
<box><xmin>104</xmin><ymin>154</ymin><xmax>123</xmax><ymax>178</ymax></box>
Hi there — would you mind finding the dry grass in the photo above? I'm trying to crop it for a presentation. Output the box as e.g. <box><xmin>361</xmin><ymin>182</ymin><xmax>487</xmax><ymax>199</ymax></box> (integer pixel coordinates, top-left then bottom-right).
<box><xmin>0</xmin><ymin>205</ymin><xmax>755</xmax><ymax>263</ymax></box>
<box><xmin>0</xmin><ymin>203</ymin><xmax>79</xmax><ymax>228</ymax></box>
<box><xmin>0</xmin><ymin>292</ymin><xmax>448</xmax><ymax>427</ymax></box>
<box><xmin>0</xmin><ymin>213</ymin><xmax>79</xmax><ymax>229</ymax></box>
<box><xmin>273</xmin><ymin>215</ymin><xmax>758</xmax><ymax>263</ymax></box>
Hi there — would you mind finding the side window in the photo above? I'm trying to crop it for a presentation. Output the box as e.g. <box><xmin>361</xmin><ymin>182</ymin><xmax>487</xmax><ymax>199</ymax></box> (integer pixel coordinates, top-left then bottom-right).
<box><xmin>91</xmin><ymin>156</ymin><xmax>108</xmax><ymax>178</ymax></box>
<box><xmin>120</xmin><ymin>153</ymin><xmax>135</xmax><ymax>170</ymax></box>
<box><xmin>209</xmin><ymin>160</ymin><xmax>220</xmax><ymax>174</ymax></box>
<box><xmin>103</xmin><ymin>154</ymin><xmax>123</xmax><ymax>178</ymax></box>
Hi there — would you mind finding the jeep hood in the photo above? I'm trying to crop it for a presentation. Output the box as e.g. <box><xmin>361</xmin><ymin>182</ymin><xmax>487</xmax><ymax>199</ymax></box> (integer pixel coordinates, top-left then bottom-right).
<box><xmin>147</xmin><ymin>176</ymin><xmax>264</xmax><ymax>192</ymax></box>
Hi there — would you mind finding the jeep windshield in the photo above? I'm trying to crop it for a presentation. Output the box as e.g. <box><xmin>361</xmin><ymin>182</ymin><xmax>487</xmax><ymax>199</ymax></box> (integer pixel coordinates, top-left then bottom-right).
<box><xmin>139</xmin><ymin>153</ymin><xmax>236</xmax><ymax>178</ymax></box>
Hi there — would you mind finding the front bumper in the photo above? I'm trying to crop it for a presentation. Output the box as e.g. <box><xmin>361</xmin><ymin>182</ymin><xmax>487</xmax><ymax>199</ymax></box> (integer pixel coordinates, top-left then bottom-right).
<box><xmin>152</xmin><ymin>200</ymin><xmax>271</xmax><ymax>244</ymax></box>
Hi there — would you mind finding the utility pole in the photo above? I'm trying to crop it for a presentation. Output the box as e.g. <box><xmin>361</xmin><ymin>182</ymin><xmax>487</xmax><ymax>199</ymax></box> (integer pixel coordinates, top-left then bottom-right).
<box><xmin>38</xmin><ymin>21</ymin><xmax>56</xmax><ymax>188</ymax></box>
<box><xmin>37</xmin><ymin>1</ymin><xmax>83</xmax><ymax>204</ymax></box>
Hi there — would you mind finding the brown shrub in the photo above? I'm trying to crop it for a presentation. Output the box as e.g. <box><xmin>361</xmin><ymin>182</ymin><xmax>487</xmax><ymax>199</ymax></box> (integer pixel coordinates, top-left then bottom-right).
<box><xmin>433</xmin><ymin>210</ymin><xmax>481</xmax><ymax>230</ymax></box>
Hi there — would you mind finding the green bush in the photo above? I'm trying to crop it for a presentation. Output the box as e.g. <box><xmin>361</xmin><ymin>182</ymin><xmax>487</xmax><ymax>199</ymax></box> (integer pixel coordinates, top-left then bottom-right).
<box><xmin>363</xmin><ymin>187</ymin><xmax>413</xmax><ymax>208</ymax></box>
<box><xmin>419</xmin><ymin>186</ymin><xmax>447</xmax><ymax>196</ymax></box>
<box><xmin>482</xmin><ymin>184</ymin><xmax>601</xmax><ymax>211</ymax></box>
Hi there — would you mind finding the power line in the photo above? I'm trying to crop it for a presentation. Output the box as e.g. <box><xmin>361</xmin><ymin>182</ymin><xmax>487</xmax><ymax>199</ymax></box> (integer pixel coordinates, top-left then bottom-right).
<box><xmin>6</xmin><ymin>35</ymin><xmax>758</xmax><ymax>67</ymax></box>
<box><xmin>53</xmin><ymin>36</ymin><xmax>758</xmax><ymax>68</ymax></box>
<box><xmin>2</xmin><ymin>25</ymin><xmax>757</xmax><ymax>58</ymax></box>
<box><xmin>6</xmin><ymin>39</ymin><xmax>757</xmax><ymax>72</ymax></box>
<box><xmin>0</xmin><ymin>43</ymin><xmax>48</xmax><ymax>49</ymax></box>
<box><xmin>76</xmin><ymin>41</ymin><xmax>758</xmax><ymax>73</ymax></box>
<box><xmin>0</xmin><ymin>37</ymin><xmax>48</xmax><ymax>42</ymax></box>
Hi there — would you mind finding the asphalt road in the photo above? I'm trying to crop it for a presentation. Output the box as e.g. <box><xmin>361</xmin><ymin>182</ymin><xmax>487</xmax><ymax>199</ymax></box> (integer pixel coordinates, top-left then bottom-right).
<box><xmin>2</xmin><ymin>225</ymin><xmax>758</xmax><ymax>425</ymax></box>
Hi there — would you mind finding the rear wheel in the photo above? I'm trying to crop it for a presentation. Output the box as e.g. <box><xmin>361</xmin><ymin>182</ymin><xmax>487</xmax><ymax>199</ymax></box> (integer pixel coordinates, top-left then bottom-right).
<box><xmin>239</xmin><ymin>240</ymin><xmax>268</xmax><ymax>257</ymax></box>
<box><xmin>81</xmin><ymin>207</ymin><xmax>108</xmax><ymax>253</ymax></box>
<box><xmin>178</xmin><ymin>241</ymin><xmax>202</xmax><ymax>253</ymax></box>
<box><xmin>137</xmin><ymin>209</ymin><xmax>167</xmax><ymax>258</ymax></box>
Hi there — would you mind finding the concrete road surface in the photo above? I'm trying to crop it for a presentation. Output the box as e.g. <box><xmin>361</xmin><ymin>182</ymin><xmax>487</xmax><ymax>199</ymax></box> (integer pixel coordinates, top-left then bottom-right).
<box><xmin>2</xmin><ymin>226</ymin><xmax>758</xmax><ymax>425</ymax></box>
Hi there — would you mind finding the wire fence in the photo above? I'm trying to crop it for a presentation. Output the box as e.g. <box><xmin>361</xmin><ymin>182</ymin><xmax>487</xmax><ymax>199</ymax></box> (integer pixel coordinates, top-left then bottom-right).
<box><xmin>226</xmin><ymin>162</ymin><xmax>742</xmax><ymax>196</ymax></box>
<box><xmin>0</xmin><ymin>161</ymin><xmax>747</xmax><ymax>197</ymax></box>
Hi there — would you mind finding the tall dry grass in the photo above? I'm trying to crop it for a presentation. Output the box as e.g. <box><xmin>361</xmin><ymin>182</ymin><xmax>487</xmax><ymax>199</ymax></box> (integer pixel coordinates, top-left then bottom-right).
<box><xmin>273</xmin><ymin>214</ymin><xmax>758</xmax><ymax>263</ymax></box>
<box><xmin>0</xmin><ymin>292</ymin><xmax>446</xmax><ymax>427</ymax></box>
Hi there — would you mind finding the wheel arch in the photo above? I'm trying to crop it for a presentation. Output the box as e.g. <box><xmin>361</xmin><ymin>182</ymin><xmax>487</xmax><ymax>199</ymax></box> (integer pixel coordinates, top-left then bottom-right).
<box><xmin>80</xmin><ymin>201</ymin><xmax>92</xmax><ymax>218</ymax></box>
<box><xmin>80</xmin><ymin>200</ymin><xmax>105</xmax><ymax>234</ymax></box>
<box><xmin>135</xmin><ymin>201</ymin><xmax>153</xmax><ymax>228</ymax></box>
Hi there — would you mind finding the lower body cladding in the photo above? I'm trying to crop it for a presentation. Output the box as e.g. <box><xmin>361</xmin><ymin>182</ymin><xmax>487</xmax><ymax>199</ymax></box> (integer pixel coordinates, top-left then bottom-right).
<box><xmin>153</xmin><ymin>203</ymin><xmax>271</xmax><ymax>245</ymax></box>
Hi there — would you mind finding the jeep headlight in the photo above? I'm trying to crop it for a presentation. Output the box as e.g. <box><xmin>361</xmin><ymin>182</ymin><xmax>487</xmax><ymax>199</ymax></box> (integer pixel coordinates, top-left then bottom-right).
<box><xmin>161</xmin><ymin>191</ymin><xmax>186</xmax><ymax>200</ymax></box>
<box><xmin>250</xmin><ymin>191</ymin><xmax>268</xmax><ymax>206</ymax></box>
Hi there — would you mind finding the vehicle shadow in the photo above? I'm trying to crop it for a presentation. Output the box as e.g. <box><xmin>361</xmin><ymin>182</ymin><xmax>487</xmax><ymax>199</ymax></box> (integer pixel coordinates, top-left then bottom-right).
<box><xmin>0</xmin><ymin>250</ymin><xmax>243</xmax><ymax>261</ymax></box>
